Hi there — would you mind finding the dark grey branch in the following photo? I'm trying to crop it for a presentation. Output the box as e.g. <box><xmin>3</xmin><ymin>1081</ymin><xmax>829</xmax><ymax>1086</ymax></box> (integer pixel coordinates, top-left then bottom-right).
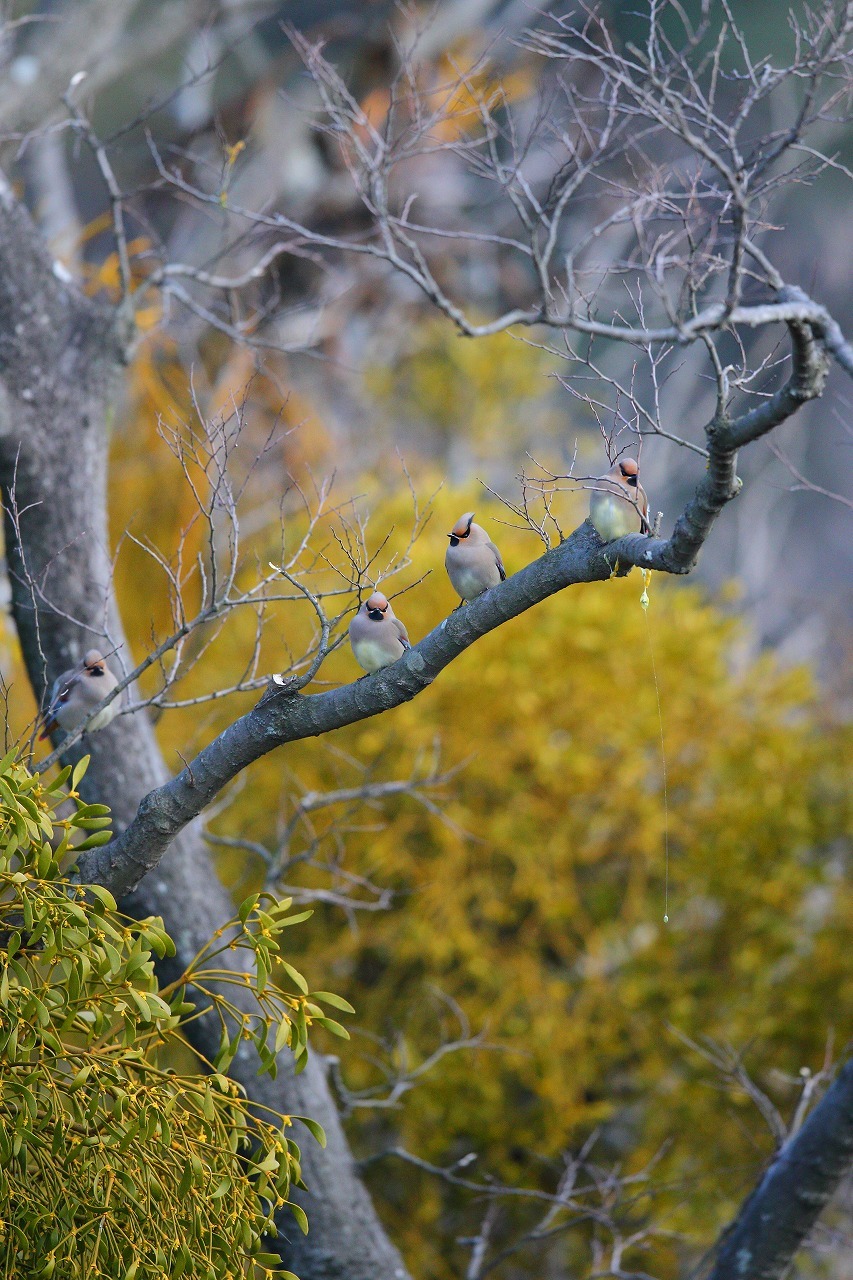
<box><xmin>708</xmin><ymin>1054</ymin><xmax>853</xmax><ymax>1280</ymax></box>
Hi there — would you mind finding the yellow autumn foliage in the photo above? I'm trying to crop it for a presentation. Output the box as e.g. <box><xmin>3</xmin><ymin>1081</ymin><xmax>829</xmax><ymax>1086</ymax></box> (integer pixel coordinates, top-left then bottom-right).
<box><xmin>267</xmin><ymin>509</ymin><xmax>849</xmax><ymax>1278</ymax></box>
<box><xmin>100</xmin><ymin>456</ymin><xmax>850</xmax><ymax>1278</ymax></box>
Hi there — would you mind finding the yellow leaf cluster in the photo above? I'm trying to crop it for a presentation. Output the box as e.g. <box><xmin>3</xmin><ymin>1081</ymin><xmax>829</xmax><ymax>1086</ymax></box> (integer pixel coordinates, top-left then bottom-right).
<box><xmin>364</xmin><ymin>319</ymin><xmax>565</xmax><ymax>463</ymax></box>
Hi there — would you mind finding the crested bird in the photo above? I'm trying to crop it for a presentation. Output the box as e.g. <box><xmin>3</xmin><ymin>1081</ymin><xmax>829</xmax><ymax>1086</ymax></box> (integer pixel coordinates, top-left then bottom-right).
<box><xmin>39</xmin><ymin>649</ymin><xmax>120</xmax><ymax>740</ymax></box>
<box><xmin>589</xmin><ymin>458</ymin><xmax>650</xmax><ymax>542</ymax></box>
<box><xmin>445</xmin><ymin>512</ymin><xmax>506</xmax><ymax>605</ymax></box>
<box><xmin>349</xmin><ymin>591</ymin><xmax>411</xmax><ymax>675</ymax></box>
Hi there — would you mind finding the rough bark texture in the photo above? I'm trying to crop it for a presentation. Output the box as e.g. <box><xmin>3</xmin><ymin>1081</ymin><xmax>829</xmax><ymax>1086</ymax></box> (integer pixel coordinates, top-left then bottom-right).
<box><xmin>0</xmin><ymin>185</ymin><xmax>409</xmax><ymax>1280</ymax></box>
<box><xmin>708</xmin><ymin>1056</ymin><xmax>853</xmax><ymax>1280</ymax></box>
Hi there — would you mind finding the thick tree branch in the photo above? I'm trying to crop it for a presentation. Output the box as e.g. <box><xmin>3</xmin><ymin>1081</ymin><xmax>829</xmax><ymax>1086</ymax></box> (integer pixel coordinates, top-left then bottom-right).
<box><xmin>72</xmin><ymin>304</ymin><xmax>831</xmax><ymax>899</ymax></box>
<box><xmin>708</xmin><ymin>1054</ymin><xmax>853</xmax><ymax>1280</ymax></box>
<box><xmin>73</xmin><ymin>520</ymin><xmax>618</xmax><ymax>894</ymax></box>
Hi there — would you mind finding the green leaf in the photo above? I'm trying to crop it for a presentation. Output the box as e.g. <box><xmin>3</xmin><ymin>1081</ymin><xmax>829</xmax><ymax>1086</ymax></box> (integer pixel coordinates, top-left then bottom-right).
<box><xmin>279</xmin><ymin>959</ymin><xmax>309</xmax><ymax>995</ymax></box>
<box><xmin>274</xmin><ymin>1017</ymin><xmax>292</xmax><ymax>1054</ymax></box>
<box><xmin>86</xmin><ymin>883</ymin><xmax>117</xmax><ymax>913</ymax></box>
<box><xmin>293</xmin><ymin>1115</ymin><xmax>326</xmax><ymax>1148</ymax></box>
<box><xmin>74</xmin><ymin>830</ymin><xmax>113</xmax><ymax>850</ymax></box>
<box><xmin>311</xmin><ymin>991</ymin><xmax>356</xmax><ymax>1014</ymax></box>
<box><xmin>285</xmin><ymin>1202</ymin><xmax>309</xmax><ymax>1235</ymax></box>
<box><xmin>177</xmin><ymin>1161</ymin><xmax>193</xmax><ymax>1198</ymax></box>
<box><xmin>313</xmin><ymin>1016</ymin><xmax>350</xmax><ymax>1040</ymax></box>
<box><xmin>74</xmin><ymin>803</ymin><xmax>111</xmax><ymax>818</ymax></box>
<box><xmin>238</xmin><ymin>893</ymin><xmax>259</xmax><ymax>924</ymax></box>
<box><xmin>71</xmin><ymin>755</ymin><xmax>90</xmax><ymax>789</ymax></box>
<box><xmin>275</xmin><ymin>909</ymin><xmax>314</xmax><ymax>928</ymax></box>
<box><xmin>36</xmin><ymin>844</ymin><xmax>53</xmax><ymax>878</ymax></box>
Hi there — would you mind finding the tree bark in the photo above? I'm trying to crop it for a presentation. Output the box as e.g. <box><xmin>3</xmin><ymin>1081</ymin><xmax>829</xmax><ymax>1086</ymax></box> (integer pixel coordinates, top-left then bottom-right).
<box><xmin>708</xmin><ymin>1055</ymin><xmax>853</xmax><ymax>1280</ymax></box>
<box><xmin>0</xmin><ymin>182</ymin><xmax>409</xmax><ymax>1280</ymax></box>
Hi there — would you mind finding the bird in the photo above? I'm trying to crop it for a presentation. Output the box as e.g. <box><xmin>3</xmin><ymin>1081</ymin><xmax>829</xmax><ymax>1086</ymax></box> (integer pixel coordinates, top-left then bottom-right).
<box><xmin>349</xmin><ymin>591</ymin><xmax>411</xmax><ymax>675</ymax></box>
<box><xmin>588</xmin><ymin>458</ymin><xmax>650</xmax><ymax>542</ymax></box>
<box><xmin>39</xmin><ymin>649</ymin><xmax>121</xmax><ymax>740</ymax></box>
<box><xmin>445</xmin><ymin>512</ymin><xmax>506</xmax><ymax>605</ymax></box>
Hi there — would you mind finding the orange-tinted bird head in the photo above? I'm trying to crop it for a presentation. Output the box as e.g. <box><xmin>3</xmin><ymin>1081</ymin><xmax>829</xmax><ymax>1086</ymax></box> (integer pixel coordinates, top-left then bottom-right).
<box><xmin>448</xmin><ymin>512</ymin><xmax>475</xmax><ymax>540</ymax></box>
<box><xmin>366</xmin><ymin>592</ymin><xmax>389</xmax><ymax>619</ymax></box>
<box><xmin>618</xmin><ymin>458</ymin><xmax>640</xmax><ymax>487</ymax></box>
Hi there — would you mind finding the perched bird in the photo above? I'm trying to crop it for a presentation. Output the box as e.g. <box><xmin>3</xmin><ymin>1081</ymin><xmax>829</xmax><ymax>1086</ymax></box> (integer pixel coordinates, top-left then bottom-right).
<box><xmin>39</xmin><ymin>649</ymin><xmax>120</xmax><ymax>740</ymax></box>
<box><xmin>349</xmin><ymin>591</ymin><xmax>411</xmax><ymax>675</ymax></box>
<box><xmin>445</xmin><ymin>512</ymin><xmax>506</xmax><ymax>605</ymax></box>
<box><xmin>589</xmin><ymin>458</ymin><xmax>650</xmax><ymax>542</ymax></box>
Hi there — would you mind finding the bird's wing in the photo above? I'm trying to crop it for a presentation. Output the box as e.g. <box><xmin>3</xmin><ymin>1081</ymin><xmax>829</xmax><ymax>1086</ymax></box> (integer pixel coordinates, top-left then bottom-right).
<box><xmin>39</xmin><ymin>670</ymin><xmax>77</xmax><ymax>738</ymax></box>
<box><xmin>639</xmin><ymin>487</ymin><xmax>651</xmax><ymax>534</ymax></box>
<box><xmin>47</xmin><ymin>670</ymin><xmax>78</xmax><ymax>715</ymax></box>
<box><xmin>394</xmin><ymin>617</ymin><xmax>411</xmax><ymax>648</ymax></box>
<box><xmin>488</xmin><ymin>541</ymin><xmax>507</xmax><ymax>581</ymax></box>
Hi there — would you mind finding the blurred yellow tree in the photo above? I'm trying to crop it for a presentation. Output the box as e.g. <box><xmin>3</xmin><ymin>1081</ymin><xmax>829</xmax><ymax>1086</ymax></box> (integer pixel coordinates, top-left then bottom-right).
<box><xmin>261</xmin><ymin>505</ymin><xmax>850</xmax><ymax>1278</ymax></box>
<box><xmin>6</xmin><ymin>322</ymin><xmax>845</xmax><ymax>1278</ymax></box>
<box><xmin>109</xmin><ymin>468</ymin><xmax>847</xmax><ymax>1279</ymax></box>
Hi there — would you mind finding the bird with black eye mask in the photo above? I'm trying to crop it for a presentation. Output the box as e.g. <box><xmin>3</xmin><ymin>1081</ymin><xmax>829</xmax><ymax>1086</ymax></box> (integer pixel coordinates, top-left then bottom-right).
<box><xmin>349</xmin><ymin>591</ymin><xmax>411</xmax><ymax>675</ymax></box>
<box><xmin>445</xmin><ymin>512</ymin><xmax>506</xmax><ymax>607</ymax></box>
<box><xmin>39</xmin><ymin>648</ymin><xmax>121</xmax><ymax>740</ymax></box>
<box><xmin>589</xmin><ymin>458</ymin><xmax>650</xmax><ymax>543</ymax></box>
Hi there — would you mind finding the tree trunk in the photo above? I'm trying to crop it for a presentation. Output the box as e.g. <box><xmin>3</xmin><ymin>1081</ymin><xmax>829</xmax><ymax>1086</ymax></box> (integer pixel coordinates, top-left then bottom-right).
<box><xmin>0</xmin><ymin>184</ymin><xmax>409</xmax><ymax>1280</ymax></box>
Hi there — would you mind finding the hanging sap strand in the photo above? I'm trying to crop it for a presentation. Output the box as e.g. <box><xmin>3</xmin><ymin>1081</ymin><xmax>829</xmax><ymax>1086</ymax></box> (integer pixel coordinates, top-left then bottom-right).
<box><xmin>640</xmin><ymin>569</ymin><xmax>670</xmax><ymax>924</ymax></box>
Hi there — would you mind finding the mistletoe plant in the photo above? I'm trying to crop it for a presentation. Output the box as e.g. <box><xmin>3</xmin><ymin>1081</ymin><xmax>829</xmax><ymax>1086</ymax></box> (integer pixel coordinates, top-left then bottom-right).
<box><xmin>0</xmin><ymin>752</ymin><xmax>350</xmax><ymax>1280</ymax></box>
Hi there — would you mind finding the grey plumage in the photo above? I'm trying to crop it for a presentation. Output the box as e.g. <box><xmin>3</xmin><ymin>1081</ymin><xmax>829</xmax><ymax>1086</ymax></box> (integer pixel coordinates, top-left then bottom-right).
<box><xmin>40</xmin><ymin>648</ymin><xmax>120</xmax><ymax>739</ymax></box>
<box><xmin>349</xmin><ymin>592</ymin><xmax>411</xmax><ymax>674</ymax></box>
<box><xmin>588</xmin><ymin>458</ymin><xmax>650</xmax><ymax>542</ymax></box>
<box><xmin>445</xmin><ymin>512</ymin><xmax>506</xmax><ymax>603</ymax></box>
